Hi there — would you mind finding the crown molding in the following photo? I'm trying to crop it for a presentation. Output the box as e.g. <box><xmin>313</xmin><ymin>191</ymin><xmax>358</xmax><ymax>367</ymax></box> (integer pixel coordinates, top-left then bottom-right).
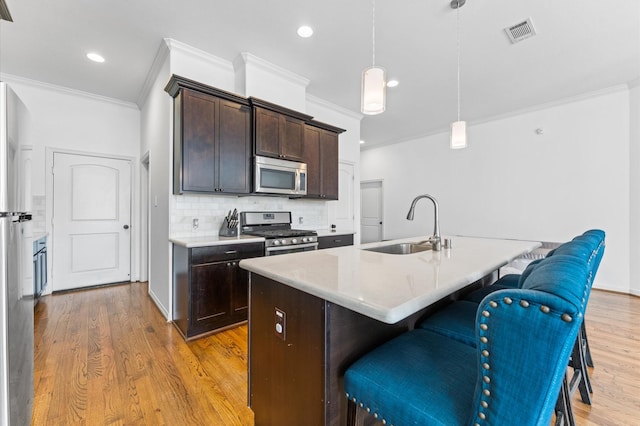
<box><xmin>629</xmin><ymin>77</ymin><xmax>640</xmax><ymax>89</ymax></box>
<box><xmin>138</xmin><ymin>38</ymin><xmax>236</xmax><ymax>107</ymax></box>
<box><xmin>470</xmin><ymin>84</ymin><xmax>630</xmax><ymax>128</ymax></box>
<box><xmin>136</xmin><ymin>39</ymin><xmax>171</xmax><ymax>107</ymax></box>
<box><xmin>360</xmin><ymin>84</ymin><xmax>632</xmax><ymax>151</ymax></box>
<box><xmin>233</xmin><ymin>52</ymin><xmax>310</xmax><ymax>88</ymax></box>
<box><xmin>0</xmin><ymin>73</ymin><xmax>138</xmax><ymax>109</ymax></box>
<box><xmin>306</xmin><ymin>94</ymin><xmax>362</xmax><ymax>121</ymax></box>
<box><xmin>165</xmin><ymin>38</ymin><xmax>234</xmax><ymax>73</ymax></box>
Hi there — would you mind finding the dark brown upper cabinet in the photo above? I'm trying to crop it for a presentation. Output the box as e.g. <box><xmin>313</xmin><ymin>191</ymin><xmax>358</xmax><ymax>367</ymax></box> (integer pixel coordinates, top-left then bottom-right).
<box><xmin>166</xmin><ymin>75</ymin><xmax>251</xmax><ymax>195</ymax></box>
<box><xmin>250</xmin><ymin>98</ymin><xmax>313</xmax><ymax>163</ymax></box>
<box><xmin>304</xmin><ymin>121</ymin><xmax>345</xmax><ymax>200</ymax></box>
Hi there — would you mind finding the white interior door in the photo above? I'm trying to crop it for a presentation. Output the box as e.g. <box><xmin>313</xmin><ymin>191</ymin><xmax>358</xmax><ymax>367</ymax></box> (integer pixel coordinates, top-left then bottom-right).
<box><xmin>361</xmin><ymin>180</ymin><xmax>383</xmax><ymax>243</ymax></box>
<box><xmin>328</xmin><ymin>161</ymin><xmax>355</xmax><ymax>232</ymax></box>
<box><xmin>52</xmin><ymin>152</ymin><xmax>131</xmax><ymax>291</ymax></box>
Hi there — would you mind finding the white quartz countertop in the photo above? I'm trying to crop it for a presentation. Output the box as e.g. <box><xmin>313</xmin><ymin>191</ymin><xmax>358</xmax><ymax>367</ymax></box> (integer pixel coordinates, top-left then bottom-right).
<box><xmin>170</xmin><ymin>235</ymin><xmax>265</xmax><ymax>248</ymax></box>
<box><xmin>240</xmin><ymin>236</ymin><xmax>540</xmax><ymax>324</ymax></box>
<box><xmin>32</xmin><ymin>232</ymin><xmax>49</xmax><ymax>241</ymax></box>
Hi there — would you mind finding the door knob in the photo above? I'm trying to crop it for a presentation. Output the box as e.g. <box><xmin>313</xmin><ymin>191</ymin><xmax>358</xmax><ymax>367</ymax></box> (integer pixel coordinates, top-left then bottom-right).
<box><xmin>123</xmin><ymin>224</ymin><xmax>130</xmax><ymax>230</ymax></box>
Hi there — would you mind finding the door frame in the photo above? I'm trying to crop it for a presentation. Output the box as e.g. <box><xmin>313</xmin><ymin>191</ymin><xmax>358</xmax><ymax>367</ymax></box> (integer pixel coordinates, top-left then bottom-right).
<box><xmin>140</xmin><ymin>151</ymin><xmax>149</xmax><ymax>283</ymax></box>
<box><xmin>45</xmin><ymin>147</ymin><xmax>139</xmax><ymax>293</ymax></box>
<box><xmin>360</xmin><ymin>179</ymin><xmax>384</xmax><ymax>243</ymax></box>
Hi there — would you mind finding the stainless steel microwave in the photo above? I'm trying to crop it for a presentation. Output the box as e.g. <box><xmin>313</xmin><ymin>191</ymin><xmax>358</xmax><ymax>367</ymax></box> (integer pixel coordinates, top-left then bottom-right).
<box><xmin>254</xmin><ymin>156</ymin><xmax>307</xmax><ymax>196</ymax></box>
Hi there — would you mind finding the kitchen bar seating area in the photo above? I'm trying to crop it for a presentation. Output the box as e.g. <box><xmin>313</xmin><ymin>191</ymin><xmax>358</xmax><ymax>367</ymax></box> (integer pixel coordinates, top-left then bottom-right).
<box><xmin>343</xmin><ymin>230</ymin><xmax>605</xmax><ymax>426</ymax></box>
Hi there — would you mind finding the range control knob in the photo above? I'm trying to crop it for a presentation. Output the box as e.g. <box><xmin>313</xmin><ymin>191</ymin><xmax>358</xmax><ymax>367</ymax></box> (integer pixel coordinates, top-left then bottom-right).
<box><xmin>303</xmin><ymin>237</ymin><xmax>310</xmax><ymax>243</ymax></box>
<box><xmin>273</xmin><ymin>240</ymin><xmax>281</xmax><ymax>246</ymax></box>
<box><xmin>291</xmin><ymin>238</ymin><xmax>298</xmax><ymax>244</ymax></box>
<box><xmin>281</xmin><ymin>239</ymin><xmax>287</xmax><ymax>245</ymax></box>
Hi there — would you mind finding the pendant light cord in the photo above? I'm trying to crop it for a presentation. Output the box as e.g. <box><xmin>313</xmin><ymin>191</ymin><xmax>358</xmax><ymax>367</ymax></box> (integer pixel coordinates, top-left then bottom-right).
<box><xmin>372</xmin><ymin>0</ymin><xmax>376</xmax><ymax>67</ymax></box>
<box><xmin>456</xmin><ymin>2</ymin><xmax>461</xmax><ymax>122</ymax></box>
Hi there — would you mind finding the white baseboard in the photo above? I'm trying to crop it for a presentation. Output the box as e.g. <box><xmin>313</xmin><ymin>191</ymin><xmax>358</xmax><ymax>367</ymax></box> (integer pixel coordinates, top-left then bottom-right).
<box><xmin>148</xmin><ymin>287</ymin><xmax>171</xmax><ymax>321</ymax></box>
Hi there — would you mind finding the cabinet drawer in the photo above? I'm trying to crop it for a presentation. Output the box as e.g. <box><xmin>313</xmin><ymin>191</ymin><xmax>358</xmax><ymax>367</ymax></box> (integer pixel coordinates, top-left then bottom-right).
<box><xmin>317</xmin><ymin>234</ymin><xmax>354</xmax><ymax>250</ymax></box>
<box><xmin>191</xmin><ymin>242</ymin><xmax>264</xmax><ymax>264</ymax></box>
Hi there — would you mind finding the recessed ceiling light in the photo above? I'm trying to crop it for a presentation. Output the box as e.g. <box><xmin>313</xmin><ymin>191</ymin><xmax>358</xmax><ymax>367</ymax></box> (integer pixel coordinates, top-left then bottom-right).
<box><xmin>360</xmin><ymin>140</ymin><xmax>365</xmax><ymax>144</ymax></box>
<box><xmin>86</xmin><ymin>52</ymin><xmax>105</xmax><ymax>63</ymax></box>
<box><xmin>387</xmin><ymin>80</ymin><xmax>399</xmax><ymax>88</ymax></box>
<box><xmin>297</xmin><ymin>25</ymin><xmax>314</xmax><ymax>38</ymax></box>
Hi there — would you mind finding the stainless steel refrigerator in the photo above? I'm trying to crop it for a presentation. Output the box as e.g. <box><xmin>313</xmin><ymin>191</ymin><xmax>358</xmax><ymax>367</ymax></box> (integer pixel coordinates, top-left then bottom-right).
<box><xmin>0</xmin><ymin>82</ymin><xmax>33</xmax><ymax>426</ymax></box>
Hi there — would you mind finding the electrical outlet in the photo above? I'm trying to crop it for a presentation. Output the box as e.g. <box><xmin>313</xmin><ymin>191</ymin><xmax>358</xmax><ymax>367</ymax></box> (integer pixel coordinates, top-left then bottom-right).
<box><xmin>298</xmin><ymin>216</ymin><xmax>304</xmax><ymax>224</ymax></box>
<box><xmin>192</xmin><ymin>218</ymin><xmax>199</xmax><ymax>230</ymax></box>
<box><xmin>274</xmin><ymin>308</ymin><xmax>286</xmax><ymax>340</ymax></box>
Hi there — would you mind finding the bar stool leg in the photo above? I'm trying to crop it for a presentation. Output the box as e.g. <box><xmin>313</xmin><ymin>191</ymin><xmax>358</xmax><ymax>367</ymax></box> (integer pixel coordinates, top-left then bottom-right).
<box><xmin>581</xmin><ymin>321</ymin><xmax>594</xmax><ymax>369</ymax></box>
<box><xmin>555</xmin><ymin>375</ymin><xmax>577</xmax><ymax>426</ymax></box>
<box><xmin>346</xmin><ymin>398</ymin><xmax>363</xmax><ymax>426</ymax></box>
<box><xmin>569</xmin><ymin>337</ymin><xmax>592</xmax><ymax>405</ymax></box>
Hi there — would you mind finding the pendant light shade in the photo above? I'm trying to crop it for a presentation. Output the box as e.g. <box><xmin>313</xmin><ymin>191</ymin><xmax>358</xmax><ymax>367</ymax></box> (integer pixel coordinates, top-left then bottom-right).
<box><xmin>361</xmin><ymin>0</ymin><xmax>386</xmax><ymax>115</ymax></box>
<box><xmin>361</xmin><ymin>66</ymin><xmax>386</xmax><ymax>115</ymax></box>
<box><xmin>450</xmin><ymin>120</ymin><xmax>467</xmax><ymax>149</ymax></box>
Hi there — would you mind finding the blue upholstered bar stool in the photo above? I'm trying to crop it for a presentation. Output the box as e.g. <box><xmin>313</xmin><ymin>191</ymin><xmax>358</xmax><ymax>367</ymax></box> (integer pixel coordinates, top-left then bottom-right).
<box><xmin>416</xmin><ymin>231</ymin><xmax>604</xmax><ymax>423</ymax></box>
<box><xmin>344</xmin><ymin>255</ymin><xmax>590</xmax><ymax>426</ymax></box>
<box><xmin>466</xmin><ymin>230</ymin><xmax>604</xmax><ymax>372</ymax></box>
<box><xmin>464</xmin><ymin>229</ymin><xmax>605</xmax><ymax>372</ymax></box>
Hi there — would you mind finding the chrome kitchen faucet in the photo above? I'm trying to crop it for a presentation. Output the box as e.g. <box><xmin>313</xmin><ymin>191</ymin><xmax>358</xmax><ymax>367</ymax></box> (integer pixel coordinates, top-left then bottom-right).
<box><xmin>406</xmin><ymin>194</ymin><xmax>441</xmax><ymax>251</ymax></box>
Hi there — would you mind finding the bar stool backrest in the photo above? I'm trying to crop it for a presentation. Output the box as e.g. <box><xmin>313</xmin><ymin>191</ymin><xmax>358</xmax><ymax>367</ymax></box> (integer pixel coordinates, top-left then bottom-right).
<box><xmin>470</xmin><ymin>255</ymin><xmax>590</xmax><ymax>425</ymax></box>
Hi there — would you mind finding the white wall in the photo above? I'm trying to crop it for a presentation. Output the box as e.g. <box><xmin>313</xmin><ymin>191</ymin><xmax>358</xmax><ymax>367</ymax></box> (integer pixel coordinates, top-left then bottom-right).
<box><xmin>2</xmin><ymin>76</ymin><xmax>140</xmax><ymax>195</ymax></box>
<box><xmin>140</xmin><ymin>42</ymin><xmax>172</xmax><ymax>317</ymax></box>
<box><xmin>234</xmin><ymin>53</ymin><xmax>309</xmax><ymax>112</ymax></box>
<box><xmin>361</xmin><ymin>87</ymin><xmax>632</xmax><ymax>293</ymax></box>
<box><xmin>629</xmin><ymin>81</ymin><xmax>640</xmax><ymax>296</ymax></box>
<box><xmin>1</xmin><ymin>74</ymin><xmax>143</xmax><ymax>288</ymax></box>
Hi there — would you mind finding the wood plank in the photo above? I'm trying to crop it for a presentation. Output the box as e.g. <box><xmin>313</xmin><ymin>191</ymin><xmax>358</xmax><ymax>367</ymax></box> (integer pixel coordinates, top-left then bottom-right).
<box><xmin>33</xmin><ymin>284</ymin><xmax>639</xmax><ymax>425</ymax></box>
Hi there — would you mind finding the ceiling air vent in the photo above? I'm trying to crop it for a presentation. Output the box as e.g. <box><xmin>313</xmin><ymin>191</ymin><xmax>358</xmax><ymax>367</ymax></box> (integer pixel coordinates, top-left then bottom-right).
<box><xmin>505</xmin><ymin>18</ymin><xmax>536</xmax><ymax>44</ymax></box>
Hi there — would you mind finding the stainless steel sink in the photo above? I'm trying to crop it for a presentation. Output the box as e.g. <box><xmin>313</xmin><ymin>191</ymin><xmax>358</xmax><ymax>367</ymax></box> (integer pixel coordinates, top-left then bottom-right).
<box><xmin>363</xmin><ymin>242</ymin><xmax>432</xmax><ymax>255</ymax></box>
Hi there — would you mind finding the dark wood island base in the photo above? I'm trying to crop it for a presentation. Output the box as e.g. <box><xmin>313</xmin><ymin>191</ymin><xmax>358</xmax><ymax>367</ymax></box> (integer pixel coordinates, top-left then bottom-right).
<box><xmin>248</xmin><ymin>273</ymin><xmax>495</xmax><ymax>425</ymax></box>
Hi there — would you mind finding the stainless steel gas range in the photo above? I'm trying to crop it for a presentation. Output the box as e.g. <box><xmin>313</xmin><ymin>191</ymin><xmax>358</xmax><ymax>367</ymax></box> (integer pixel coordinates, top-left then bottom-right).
<box><xmin>240</xmin><ymin>211</ymin><xmax>318</xmax><ymax>256</ymax></box>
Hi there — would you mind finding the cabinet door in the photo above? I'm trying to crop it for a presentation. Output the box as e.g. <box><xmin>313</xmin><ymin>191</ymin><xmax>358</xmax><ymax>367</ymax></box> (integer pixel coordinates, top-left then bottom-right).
<box><xmin>190</xmin><ymin>262</ymin><xmax>232</xmax><ymax>334</ymax></box>
<box><xmin>280</xmin><ymin>116</ymin><xmax>305</xmax><ymax>161</ymax></box>
<box><xmin>180</xmin><ymin>89</ymin><xmax>218</xmax><ymax>192</ymax></box>
<box><xmin>218</xmin><ymin>100</ymin><xmax>251</xmax><ymax>193</ymax></box>
<box><xmin>254</xmin><ymin>107</ymin><xmax>281</xmax><ymax>159</ymax></box>
<box><xmin>231</xmin><ymin>262</ymin><xmax>249</xmax><ymax>317</ymax></box>
<box><xmin>320</xmin><ymin>130</ymin><xmax>339</xmax><ymax>200</ymax></box>
<box><xmin>303</xmin><ymin>125</ymin><xmax>322</xmax><ymax>198</ymax></box>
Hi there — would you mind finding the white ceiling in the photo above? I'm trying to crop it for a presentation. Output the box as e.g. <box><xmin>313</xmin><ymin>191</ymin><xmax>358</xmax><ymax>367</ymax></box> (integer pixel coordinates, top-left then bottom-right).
<box><xmin>1</xmin><ymin>0</ymin><xmax>639</xmax><ymax>148</ymax></box>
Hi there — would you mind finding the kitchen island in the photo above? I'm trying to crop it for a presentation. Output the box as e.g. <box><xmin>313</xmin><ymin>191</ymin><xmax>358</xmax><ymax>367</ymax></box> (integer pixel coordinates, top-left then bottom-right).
<box><xmin>240</xmin><ymin>236</ymin><xmax>540</xmax><ymax>426</ymax></box>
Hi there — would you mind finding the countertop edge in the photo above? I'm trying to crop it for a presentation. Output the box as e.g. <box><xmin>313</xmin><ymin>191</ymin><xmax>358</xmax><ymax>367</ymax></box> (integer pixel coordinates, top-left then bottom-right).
<box><xmin>315</xmin><ymin>230</ymin><xmax>355</xmax><ymax>238</ymax></box>
<box><xmin>170</xmin><ymin>235</ymin><xmax>265</xmax><ymax>248</ymax></box>
<box><xmin>32</xmin><ymin>232</ymin><xmax>50</xmax><ymax>241</ymax></box>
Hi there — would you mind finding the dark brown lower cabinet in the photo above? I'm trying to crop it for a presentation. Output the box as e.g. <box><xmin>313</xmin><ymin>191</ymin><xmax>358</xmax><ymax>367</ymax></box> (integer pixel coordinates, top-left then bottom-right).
<box><xmin>173</xmin><ymin>242</ymin><xmax>263</xmax><ymax>339</ymax></box>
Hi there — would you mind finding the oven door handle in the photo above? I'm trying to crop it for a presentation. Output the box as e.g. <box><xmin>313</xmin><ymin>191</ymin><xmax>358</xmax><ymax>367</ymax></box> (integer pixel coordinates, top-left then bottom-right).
<box><xmin>266</xmin><ymin>242</ymin><xmax>318</xmax><ymax>253</ymax></box>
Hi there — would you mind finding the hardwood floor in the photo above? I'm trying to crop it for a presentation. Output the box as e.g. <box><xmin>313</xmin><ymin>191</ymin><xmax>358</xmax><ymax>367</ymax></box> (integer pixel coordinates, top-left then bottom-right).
<box><xmin>32</xmin><ymin>282</ymin><xmax>253</xmax><ymax>426</ymax></box>
<box><xmin>32</xmin><ymin>283</ymin><xmax>639</xmax><ymax>425</ymax></box>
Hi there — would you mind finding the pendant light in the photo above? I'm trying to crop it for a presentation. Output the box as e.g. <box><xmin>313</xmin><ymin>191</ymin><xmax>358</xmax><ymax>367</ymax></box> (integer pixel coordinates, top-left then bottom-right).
<box><xmin>361</xmin><ymin>0</ymin><xmax>386</xmax><ymax>115</ymax></box>
<box><xmin>450</xmin><ymin>0</ymin><xmax>467</xmax><ymax>149</ymax></box>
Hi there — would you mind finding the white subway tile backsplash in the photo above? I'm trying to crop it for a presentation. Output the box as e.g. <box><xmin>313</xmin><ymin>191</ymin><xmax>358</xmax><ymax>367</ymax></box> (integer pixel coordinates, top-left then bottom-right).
<box><xmin>170</xmin><ymin>194</ymin><xmax>329</xmax><ymax>238</ymax></box>
<box><xmin>31</xmin><ymin>195</ymin><xmax>46</xmax><ymax>233</ymax></box>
